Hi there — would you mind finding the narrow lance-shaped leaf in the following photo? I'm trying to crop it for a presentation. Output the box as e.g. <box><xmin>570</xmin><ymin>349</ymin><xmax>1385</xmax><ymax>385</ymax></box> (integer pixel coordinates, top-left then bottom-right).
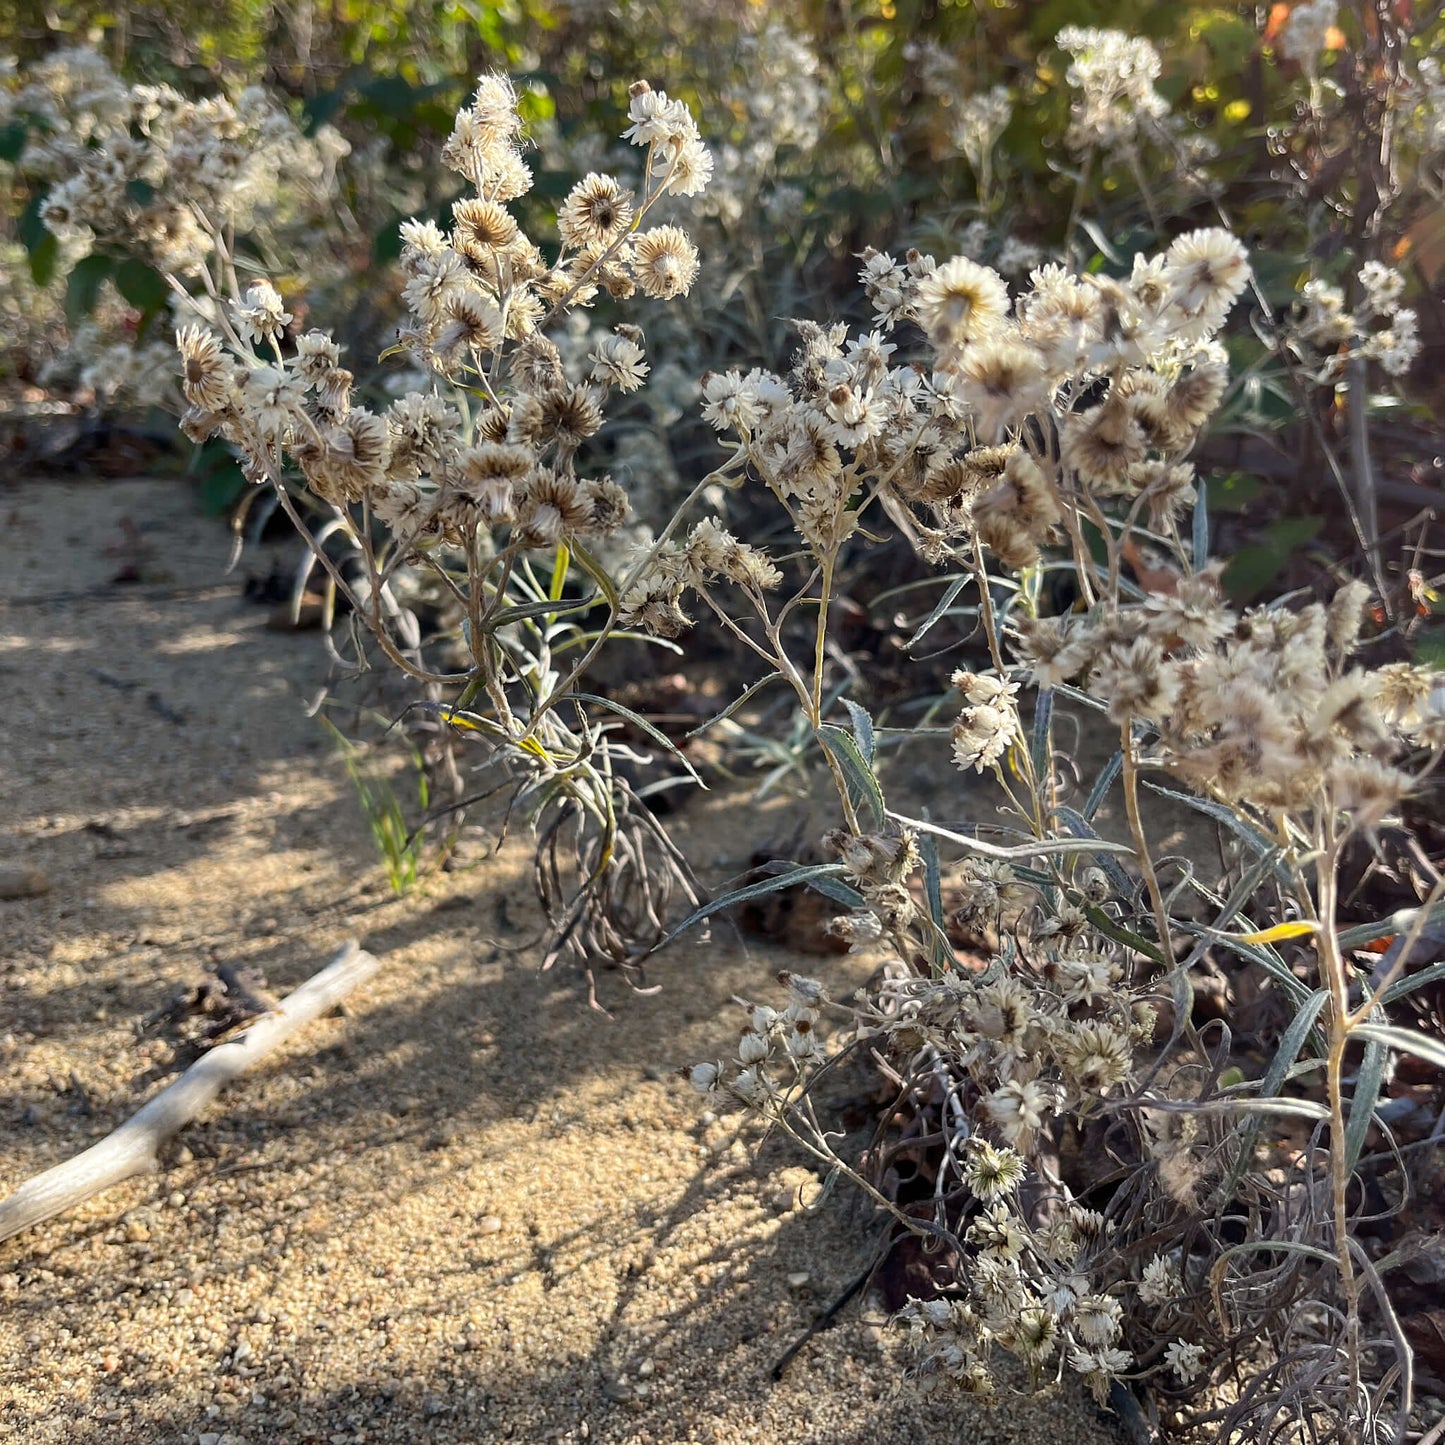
<box><xmin>1083</xmin><ymin>750</ymin><xmax>1122</xmax><ymax>823</ymax></box>
<box><xmin>650</xmin><ymin>863</ymin><xmax>864</xmax><ymax>954</ymax></box>
<box><xmin>1052</xmin><ymin>805</ymin><xmax>1135</xmax><ymax>898</ymax></box>
<box><xmin>1225</xmin><ymin>988</ymin><xmax>1329</xmax><ymax>1194</ymax></box>
<box><xmin>1352</xmin><ymin>1023</ymin><xmax>1445</xmax><ymax>1075</ymax></box>
<box><xmin>841</xmin><ymin>698</ymin><xmax>876</xmax><ymax>765</ymax></box>
<box><xmin>1336</xmin><ymin>897</ymin><xmax>1445</xmax><ymax>951</ymax></box>
<box><xmin>1031</xmin><ymin>688</ymin><xmax>1053</xmax><ymax>788</ymax></box>
<box><xmin>904</xmin><ymin>573</ymin><xmax>970</xmax><ymax>651</ymax></box>
<box><xmin>686</xmin><ymin>672</ymin><xmax>786</xmax><ymax>740</ymax></box>
<box><xmin>1142</xmin><ymin>779</ymin><xmax>1294</xmax><ymax>885</ymax></box>
<box><xmin>569</xmin><ymin>692</ymin><xmax>705</xmax><ymax>787</ymax></box>
<box><xmin>819</xmin><ymin>724</ymin><xmax>886</xmax><ymax>832</ymax></box>
<box><xmin>1344</xmin><ymin>1034</ymin><xmax>1389</xmax><ymax>1172</ymax></box>
<box><xmin>891</xmin><ymin>811</ymin><xmax>1136</xmax><ymax>861</ymax></box>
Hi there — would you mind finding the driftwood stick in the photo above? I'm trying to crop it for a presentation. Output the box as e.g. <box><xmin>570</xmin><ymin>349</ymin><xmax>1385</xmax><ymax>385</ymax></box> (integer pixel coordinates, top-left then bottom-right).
<box><xmin>0</xmin><ymin>940</ymin><xmax>380</xmax><ymax>1245</ymax></box>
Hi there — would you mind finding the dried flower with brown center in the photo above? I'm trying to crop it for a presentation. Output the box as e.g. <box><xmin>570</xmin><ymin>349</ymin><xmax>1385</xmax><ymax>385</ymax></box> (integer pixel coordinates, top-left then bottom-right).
<box><xmin>631</xmin><ymin>225</ymin><xmax>699</xmax><ymax>299</ymax></box>
<box><xmin>176</xmin><ymin>325</ymin><xmax>233</xmax><ymax>411</ymax></box>
<box><xmin>557</xmin><ymin>172</ymin><xmax>634</xmax><ymax>249</ymax></box>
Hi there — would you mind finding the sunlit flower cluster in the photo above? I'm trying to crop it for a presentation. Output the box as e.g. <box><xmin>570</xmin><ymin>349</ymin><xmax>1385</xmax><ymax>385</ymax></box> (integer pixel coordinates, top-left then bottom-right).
<box><xmin>1292</xmin><ymin>262</ymin><xmax>1420</xmax><ymax>378</ymax></box>
<box><xmin>170</xmin><ymin>77</ymin><xmax>709</xmax><ymax>560</ymax></box>
<box><xmin>619</xmin><ymin>226</ymin><xmax>1248</xmax><ymax>629</ymax></box>
<box><xmin>6</xmin><ymin>47</ymin><xmax>347</xmax><ymax>276</ymax></box>
<box><xmin>1054</xmin><ymin>27</ymin><xmax>1172</xmax><ymax>156</ymax></box>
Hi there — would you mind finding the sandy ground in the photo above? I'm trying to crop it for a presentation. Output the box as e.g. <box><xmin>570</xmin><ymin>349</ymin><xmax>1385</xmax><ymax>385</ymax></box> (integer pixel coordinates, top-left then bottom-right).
<box><xmin>0</xmin><ymin>475</ymin><xmax>1127</xmax><ymax>1445</ymax></box>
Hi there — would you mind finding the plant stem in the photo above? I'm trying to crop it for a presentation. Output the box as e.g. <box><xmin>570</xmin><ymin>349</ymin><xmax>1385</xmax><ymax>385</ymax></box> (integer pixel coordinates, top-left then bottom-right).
<box><xmin>1118</xmin><ymin>726</ymin><xmax>1172</xmax><ymax>960</ymax></box>
<box><xmin>1316</xmin><ymin>837</ymin><xmax>1363</xmax><ymax>1402</ymax></box>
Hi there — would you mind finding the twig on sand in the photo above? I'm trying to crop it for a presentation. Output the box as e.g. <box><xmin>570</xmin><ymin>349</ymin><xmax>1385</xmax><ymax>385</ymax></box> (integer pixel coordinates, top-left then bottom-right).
<box><xmin>0</xmin><ymin>940</ymin><xmax>380</xmax><ymax>1245</ymax></box>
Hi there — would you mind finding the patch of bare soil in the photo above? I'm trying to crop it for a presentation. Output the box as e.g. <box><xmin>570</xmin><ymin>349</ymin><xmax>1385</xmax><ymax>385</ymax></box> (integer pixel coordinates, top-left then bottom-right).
<box><xmin>0</xmin><ymin>476</ymin><xmax>1125</xmax><ymax>1445</ymax></box>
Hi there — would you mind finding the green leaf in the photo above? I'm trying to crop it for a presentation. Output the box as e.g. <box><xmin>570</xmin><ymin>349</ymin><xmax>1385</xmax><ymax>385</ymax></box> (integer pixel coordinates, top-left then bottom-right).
<box><xmin>1081</xmin><ymin>904</ymin><xmax>1168</xmax><ymax>965</ymax></box>
<box><xmin>1083</xmin><ymin>751</ymin><xmax>1122</xmax><ymax>822</ymax></box>
<box><xmin>1379</xmin><ymin>960</ymin><xmax>1445</xmax><ymax>1008</ymax></box>
<box><xmin>892</xmin><ymin>811</ymin><xmax>1136</xmax><ymax>862</ymax></box>
<box><xmin>1336</xmin><ymin>897</ymin><xmax>1445</xmax><ymax>951</ymax></box>
<box><xmin>1178</xmin><ymin>922</ymin><xmax>1316</xmax><ymax>1011</ymax></box>
<box><xmin>920</xmin><ymin>828</ymin><xmax>944</xmax><ymax>930</ymax></box>
<box><xmin>1352</xmin><ymin>1023</ymin><xmax>1445</xmax><ymax>1075</ymax></box>
<box><xmin>566</xmin><ymin>541</ymin><xmax>621</xmax><ymax>615</ymax></box>
<box><xmin>0</xmin><ymin>120</ymin><xmax>28</xmax><ymax>162</ymax></box>
<box><xmin>653</xmin><ymin>862</ymin><xmax>863</xmax><ymax>953</ymax></box>
<box><xmin>841</xmin><ymin>698</ymin><xmax>876</xmax><ymax>765</ymax></box>
<box><xmin>1193</xmin><ymin>478</ymin><xmax>1209</xmax><ymax>571</ymax></box>
<box><xmin>27</xmin><ymin>230</ymin><xmax>59</xmax><ymax>289</ymax></box>
<box><xmin>1344</xmin><ymin>1034</ymin><xmax>1389</xmax><ymax>1172</ymax></box>
<box><xmin>686</xmin><ymin>672</ymin><xmax>786</xmax><ymax>740</ymax></box>
<box><xmin>1052</xmin><ymin>805</ymin><xmax>1134</xmax><ymax>901</ymax></box>
<box><xmin>487</xmin><ymin>593</ymin><xmax>598</xmax><ymax>628</ymax></box>
<box><xmin>1223</xmin><ymin>516</ymin><xmax>1324</xmax><ymax>603</ymax></box>
<box><xmin>1210</xmin><ymin>471</ymin><xmax>1264</xmax><ymax>513</ymax></box>
<box><xmin>904</xmin><ymin>573</ymin><xmax>970</xmax><ymax>650</ymax></box>
<box><xmin>374</xmin><ymin>217</ymin><xmax>405</xmax><ymax>264</ymax></box>
<box><xmin>569</xmin><ymin>692</ymin><xmax>704</xmax><ymax>787</ymax></box>
<box><xmin>1414</xmin><ymin>627</ymin><xmax>1445</xmax><ymax>670</ymax></box>
<box><xmin>18</xmin><ymin>191</ymin><xmax>50</xmax><ymax>256</ymax></box>
<box><xmin>1225</xmin><ymin>988</ymin><xmax>1330</xmax><ymax>1193</ymax></box>
<box><xmin>818</xmin><ymin>723</ymin><xmax>887</xmax><ymax>832</ymax></box>
<box><xmin>1141</xmin><ymin>779</ymin><xmax>1293</xmax><ymax>884</ymax></box>
<box><xmin>65</xmin><ymin>253</ymin><xmax>113</xmax><ymax>324</ymax></box>
<box><xmin>1031</xmin><ymin>688</ymin><xmax>1053</xmax><ymax>786</ymax></box>
<box><xmin>1195</xmin><ymin>11</ymin><xmax>1259</xmax><ymax>71</ymax></box>
<box><xmin>114</xmin><ymin>258</ymin><xmax>170</xmax><ymax>315</ymax></box>
<box><xmin>198</xmin><ymin>459</ymin><xmax>247</xmax><ymax>515</ymax></box>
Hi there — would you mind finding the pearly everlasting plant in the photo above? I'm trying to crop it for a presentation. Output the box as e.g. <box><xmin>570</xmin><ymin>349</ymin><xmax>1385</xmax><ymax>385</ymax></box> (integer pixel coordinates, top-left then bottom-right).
<box><xmin>162</xmin><ymin>77</ymin><xmax>715</xmax><ymax>994</ymax></box>
<box><xmin>665</xmin><ymin>221</ymin><xmax>1442</xmax><ymax>1432</ymax></box>
<box><xmin>12</xmin><ymin>28</ymin><xmax>1440</xmax><ymax>1440</ymax></box>
<box><xmin>11</xmin><ymin>48</ymin><xmax>348</xmax><ymax>275</ymax></box>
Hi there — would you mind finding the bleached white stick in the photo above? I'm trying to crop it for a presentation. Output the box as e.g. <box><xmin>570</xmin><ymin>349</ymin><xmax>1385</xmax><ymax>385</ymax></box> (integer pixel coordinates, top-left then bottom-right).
<box><xmin>0</xmin><ymin>940</ymin><xmax>380</xmax><ymax>1245</ymax></box>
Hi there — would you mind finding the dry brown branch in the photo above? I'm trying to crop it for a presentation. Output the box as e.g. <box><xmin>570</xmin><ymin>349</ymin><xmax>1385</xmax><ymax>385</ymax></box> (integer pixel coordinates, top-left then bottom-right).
<box><xmin>0</xmin><ymin>941</ymin><xmax>380</xmax><ymax>1246</ymax></box>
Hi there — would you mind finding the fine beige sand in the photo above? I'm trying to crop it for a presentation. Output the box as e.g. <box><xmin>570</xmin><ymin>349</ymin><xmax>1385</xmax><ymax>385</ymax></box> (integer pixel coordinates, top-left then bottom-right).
<box><xmin>0</xmin><ymin>475</ymin><xmax>1125</xmax><ymax>1445</ymax></box>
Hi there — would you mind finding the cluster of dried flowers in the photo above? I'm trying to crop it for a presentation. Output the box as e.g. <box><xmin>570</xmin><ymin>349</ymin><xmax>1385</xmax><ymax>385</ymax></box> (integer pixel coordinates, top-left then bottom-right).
<box><xmin>172</xmin><ymin>75</ymin><xmax>707</xmax><ymax>562</ymax></box>
<box><xmin>10</xmin><ymin>47</ymin><xmax>347</xmax><ymax>275</ymax></box>
<box><xmin>622</xmin><ymin>224</ymin><xmax>1249</xmax><ymax>625</ymax></box>
<box><xmin>12</xmin><ymin>24</ymin><xmax>1439</xmax><ymax>1431</ymax></box>
<box><xmin>1292</xmin><ymin>260</ymin><xmax>1422</xmax><ymax>378</ymax></box>
<box><xmin>669</xmin><ymin>204</ymin><xmax>1442</xmax><ymax>1409</ymax></box>
<box><xmin>0</xmin><ymin>47</ymin><xmax>348</xmax><ymax>404</ymax></box>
